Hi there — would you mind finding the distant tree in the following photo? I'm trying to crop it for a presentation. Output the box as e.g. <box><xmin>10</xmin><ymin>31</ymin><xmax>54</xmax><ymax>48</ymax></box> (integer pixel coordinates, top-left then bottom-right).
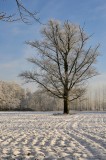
<box><xmin>0</xmin><ymin>0</ymin><xmax>40</xmax><ymax>24</ymax></box>
<box><xmin>102</xmin><ymin>86</ymin><xmax>106</xmax><ymax>111</ymax></box>
<box><xmin>28</xmin><ymin>90</ymin><xmax>62</xmax><ymax>111</ymax></box>
<box><xmin>0</xmin><ymin>81</ymin><xmax>25</xmax><ymax>110</ymax></box>
<box><xmin>20</xmin><ymin>20</ymin><xmax>99</xmax><ymax>114</ymax></box>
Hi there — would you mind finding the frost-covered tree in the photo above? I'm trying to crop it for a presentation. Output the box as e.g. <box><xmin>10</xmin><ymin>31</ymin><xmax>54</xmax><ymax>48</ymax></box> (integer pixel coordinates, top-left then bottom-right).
<box><xmin>0</xmin><ymin>81</ymin><xmax>25</xmax><ymax>110</ymax></box>
<box><xmin>20</xmin><ymin>20</ymin><xmax>99</xmax><ymax>114</ymax></box>
<box><xmin>27</xmin><ymin>90</ymin><xmax>62</xmax><ymax>111</ymax></box>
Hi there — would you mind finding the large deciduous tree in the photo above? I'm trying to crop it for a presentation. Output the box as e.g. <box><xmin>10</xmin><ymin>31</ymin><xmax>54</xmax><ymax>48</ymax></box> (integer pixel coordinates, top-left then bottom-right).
<box><xmin>20</xmin><ymin>20</ymin><xmax>99</xmax><ymax>114</ymax></box>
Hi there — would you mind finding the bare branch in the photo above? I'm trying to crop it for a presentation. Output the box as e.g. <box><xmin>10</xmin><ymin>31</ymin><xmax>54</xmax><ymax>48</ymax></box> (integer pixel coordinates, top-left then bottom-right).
<box><xmin>0</xmin><ymin>0</ymin><xmax>41</xmax><ymax>24</ymax></box>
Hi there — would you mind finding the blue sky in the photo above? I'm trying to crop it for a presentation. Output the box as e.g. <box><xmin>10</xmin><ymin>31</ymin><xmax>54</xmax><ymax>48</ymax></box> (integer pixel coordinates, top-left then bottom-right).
<box><xmin>0</xmin><ymin>0</ymin><xmax>106</xmax><ymax>91</ymax></box>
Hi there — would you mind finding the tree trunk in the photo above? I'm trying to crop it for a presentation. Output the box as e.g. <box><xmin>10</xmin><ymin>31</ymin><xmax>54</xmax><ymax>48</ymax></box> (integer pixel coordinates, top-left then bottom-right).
<box><xmin>64</xmin><ymin>97</ymin><xmax>69</xmax><ymax>114</ymax></box>
<box><xmin>64</xmin><ymin>51</ymin><xmax>69</xmax><ymax>114</ymax></box>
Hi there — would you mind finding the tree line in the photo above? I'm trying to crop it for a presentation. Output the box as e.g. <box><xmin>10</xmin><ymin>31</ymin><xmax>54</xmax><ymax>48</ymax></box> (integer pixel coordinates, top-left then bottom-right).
<box><xmin>0</xmin><ymin>81</ymin><xmax>62</xmax><ymax>111</ymax></box>
<box><xmin>72</xmin><ymin>85</ymin><xmax>106</xmax><ymax>111</ymax></box>
<box><xmin>0</xmin><ymin>81</ymin><xmax>106</xmax><ymax>111</ymax></box>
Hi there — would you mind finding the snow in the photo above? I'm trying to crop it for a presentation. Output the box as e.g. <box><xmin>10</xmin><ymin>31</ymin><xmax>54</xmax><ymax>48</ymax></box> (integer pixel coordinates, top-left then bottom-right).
<box><xmin>0</xmin><ymin>111</ymin><xmax>106</xmax><ymax>159</ymax></box>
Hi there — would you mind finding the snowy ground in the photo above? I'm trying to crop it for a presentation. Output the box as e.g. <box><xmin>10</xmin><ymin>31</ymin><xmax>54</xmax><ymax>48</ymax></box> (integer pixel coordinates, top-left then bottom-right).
<box><xmin>0</xmin><ymin>112</ymin><xmax>106</xmax><ymax>160</ymax></box>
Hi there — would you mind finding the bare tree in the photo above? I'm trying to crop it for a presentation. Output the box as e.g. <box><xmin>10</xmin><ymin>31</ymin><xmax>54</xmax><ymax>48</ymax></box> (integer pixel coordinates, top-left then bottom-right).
<box><xmin>20</xmin><ymin>20</ymin><xmax>99</xmax><ymax>114</ymax></box>
<box><xmin>0</xmin><ymin>0</ymin><xmax>40</xmax><ymax>23</ymax></box>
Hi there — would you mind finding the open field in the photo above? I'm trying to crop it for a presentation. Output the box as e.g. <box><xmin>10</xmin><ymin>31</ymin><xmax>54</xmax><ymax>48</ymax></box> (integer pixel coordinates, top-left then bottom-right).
<box><xmin>0</xmin><ymin>111</ymin><xmax>106</xmax><ymax>160</ymax></box>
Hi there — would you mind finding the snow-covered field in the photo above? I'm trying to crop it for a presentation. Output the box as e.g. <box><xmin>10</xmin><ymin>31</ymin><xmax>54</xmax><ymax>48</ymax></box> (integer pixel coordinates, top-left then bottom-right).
<box><xmin>0</xmin><ymin>112</ymin><xmax>106</xmax><ymax>160</ymax></box>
